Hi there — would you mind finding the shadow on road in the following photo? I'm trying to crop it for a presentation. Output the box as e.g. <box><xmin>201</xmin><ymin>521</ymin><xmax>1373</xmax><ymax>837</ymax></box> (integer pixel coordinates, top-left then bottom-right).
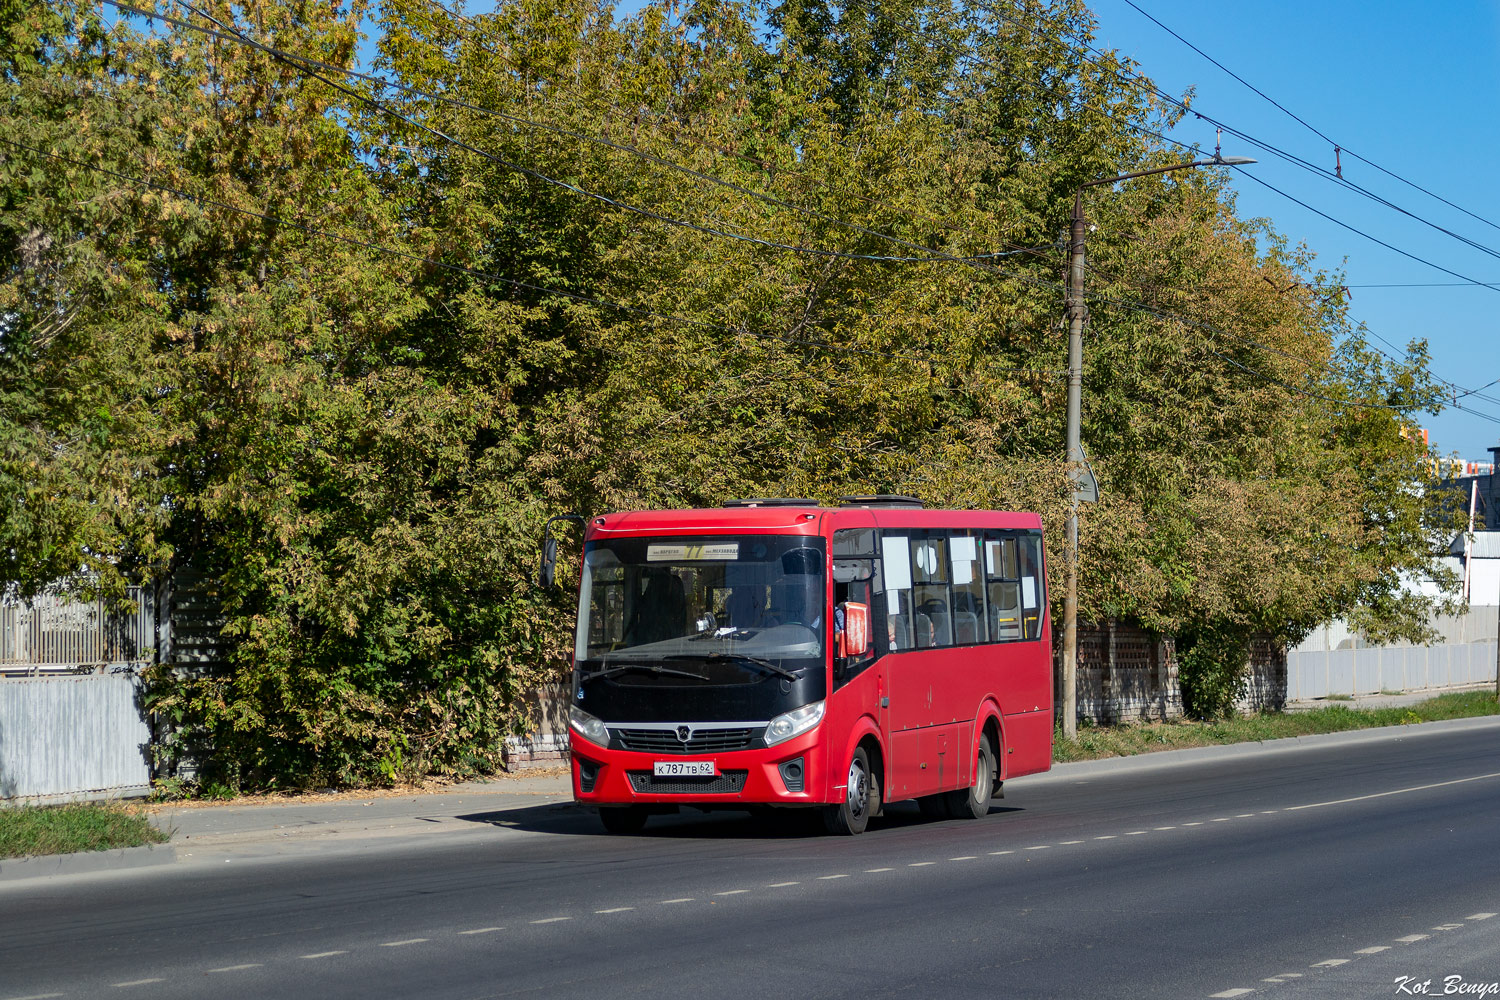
<box><xmin>455</xmin><ymin>799</ymin><xmax>1025</xmax><ymax>839</ymax></box>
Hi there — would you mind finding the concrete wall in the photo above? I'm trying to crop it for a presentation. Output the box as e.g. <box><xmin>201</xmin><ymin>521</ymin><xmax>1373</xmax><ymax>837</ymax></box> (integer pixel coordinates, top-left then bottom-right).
<box><xmin>0</xmin><ymin>673</ymin><xmax>152</xmax><ymax>803</ymax></box>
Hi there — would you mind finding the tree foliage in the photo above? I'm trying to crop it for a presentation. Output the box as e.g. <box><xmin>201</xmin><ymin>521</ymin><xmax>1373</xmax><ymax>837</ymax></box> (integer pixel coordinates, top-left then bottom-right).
<box><xmin>2</xmin><ymin>0</ymin><xmax>1462</xmax><ymax>782</ymax></box>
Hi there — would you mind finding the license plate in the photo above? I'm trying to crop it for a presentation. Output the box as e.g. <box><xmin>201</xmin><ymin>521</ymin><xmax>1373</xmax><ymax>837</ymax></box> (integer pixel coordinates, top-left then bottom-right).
<box><xmin>653</xmin><ymin>760</ymin><xmax>716</xmax><ymax>777</ymax></box>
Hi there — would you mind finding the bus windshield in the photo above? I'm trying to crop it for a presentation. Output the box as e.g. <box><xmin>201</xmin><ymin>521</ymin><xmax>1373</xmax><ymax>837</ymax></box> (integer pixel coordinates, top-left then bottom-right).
<box><xmin>574</xmin><ymin>535</ymin><xmax>827</xmax><ymax>679</ymax></box>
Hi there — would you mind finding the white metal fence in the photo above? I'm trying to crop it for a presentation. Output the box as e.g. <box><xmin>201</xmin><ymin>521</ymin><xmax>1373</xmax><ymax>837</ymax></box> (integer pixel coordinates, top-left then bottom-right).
<box><xmin>1287</xmin><ymin>606</ymin><xmax>1499</xmax><ymax>700</ymax></box>
<box><xmin>0</xmin><ymin>587</ymin><xmax>156</xmax><ymax>675</ymax></box>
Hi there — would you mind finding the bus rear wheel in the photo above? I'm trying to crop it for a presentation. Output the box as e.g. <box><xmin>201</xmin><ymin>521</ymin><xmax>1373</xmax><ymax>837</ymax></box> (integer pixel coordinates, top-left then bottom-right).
<box><xmin>598</xmin><ymin>806</ymin><xmax>648</xmax><ymax>834</ymax></box>
<box><xmin>823</xmin><ymin>746</ymin><xmax>878</xmax><ymax>835</ymax></box>
<box><xmin>942</xmin><ymin>736</ymin><xmax>996</xmax><ymax>820</ymax></box>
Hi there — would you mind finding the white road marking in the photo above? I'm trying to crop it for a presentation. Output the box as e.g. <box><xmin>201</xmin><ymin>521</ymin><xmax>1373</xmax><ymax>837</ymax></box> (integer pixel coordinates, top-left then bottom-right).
<box><xmin>863</xmin><ymin>869</ymin><xmax>893</xmax><ymax>874</ymax></box>
<box><xmin>302</xmin><ymin>950</ymin><xmax>350</xmax><ymax>957</ymax></box>
<box><xmin>112</xmin><ymin>981</ymin><xmax>164</xmax><ymax>988</ymax></box>
<box><xmin>595</xmin><ymin>907</ymin><xmax>634</xmax><ymax>914</ymax></box>
<box><xmin>1312</xmin><ymin>959</ymin><xmax>1349</xmax><ymax>968</ymax></box>
<box><xmin>1435</xmin><ymin>923</ymin><xmax>1466</xmax><ymax>931</ymax></box>
<box><xmin>1260</xmin><ymin>810</ymin><xmax>1278</xmax><ymax>815</ymax></box>
<box><xmin>1153</xmin><ymin>827</ymin><xmax>1176</xmax><ymax>831</ymax></box>
<box><xmin>1470</xmin><ymin>913</ymin><xmax>1497</xmax><ymax>920</ymax></box>
<box><xmin>1263</xmin><ymin>973</ymin><xmax>1302</xmax><ymax>981</ymax></box>
<box><xmin>1396</xmin><ymin>934</ymin><xmax>1430</xmax><ymax>943</ymax></box>
<box><xmin>909</xmin><ymin>862</ymin><xmax>936</xmax><ymax>867</ymax></box>
<box><xmin>7</xmin><ymin>994</ymin><xmax>65</xmax><ymax>999</ymax></box>
<box><xmin>816</xmin><ymin>875</ymin><xmax>849</xmax><ymax>880</ymax></box>
<box><xmin>208</xmin><ymin>964</ymin><xmax>262</xmax><ymax>973</ymax></box>
<box><xmin>1235</xmin><ymin>813</ymin><xmax>1256</xmax><ymax>818</ymax></box>
<box><xmin>529</xmin><ymin>919</ymin><xmax>570</xmax><ymax>925</ymax></box>
<box><xmin>1094</xmin><ymin>836</ymin><xmax>1117</xmax><ymax>840</ymax></box>
<box><xmin>1025</xmin><ymin>845</ymin><xmax>1050</xmax><ymax>851</ymax></box>
<box><xmin>1285</xmin><ymin>770</ymin><xmax>1500</xmax><ymax>814</ymax></box>
<box><xmin>1125</xmin><ymin>831</ymin><xmax>1147</xmax><ymax>836</ymax></box>
<box><xmin>988</xmin><ymin>850</ymin><xmax>1014</xmax><ymax>855</ymax></box>
<box><xmin>768</xmin><ymin>881</ymin><xmax>801</xmax><ymax>887</ymax></box>
<box><xmin>948</xmin><ymin>856</ymin><xmax>977</xmax><ymax>861</ymax></box>
<box><xmin>382</xmin><ymin>938</ymin><xmax>431</xmax><ymax>945</ymax></box>
<box><xmin>713</xmin><ymin>890</ymin><xmax>750</xmax><ymax>895</ymax></box>
<box><xmin>1355</xmin><ymin>947</ymin><xmax>1390</xmax><ymax>955</ymax></box>
<box><xmin>458</xmin><ymin>928</ymin><xmax>501</xmax><ymax>936</ymax></box>
<box><xmin>1210</xmin><ymin>989</ymin><xmax>1255</xmax><ymax>998</ymax></box>
<box><xmin>1183</xmin><ymin>822</ymin><xmax>1204</xmax><ymax>827</ymax></box>
<box><xmin>1211</xmin><ymin>818</ymin><xmax>1231</xmax><ymax>823</ymax></box>
<box><xmin>660</xmin><ymin>898</ymin><xmax>695</xmax><ymax>904</ymax></box>
<box><xmin>1060</xmin><ymin>840</ymin><xmax>1084</xmax><ymax>845</ymax></box>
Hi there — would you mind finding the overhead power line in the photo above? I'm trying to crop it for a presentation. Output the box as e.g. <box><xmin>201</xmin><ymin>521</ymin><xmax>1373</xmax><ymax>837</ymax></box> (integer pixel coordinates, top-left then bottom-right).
<box><xmin>1117</xmin><ymin>0</ymin><xmax>1500</xmax><ymax>238</ymax></box>
<box><xmin>0</xmin><ymin>135</ymin><xmax>1069</xmax><ymax>378</ymax></box>
<box><xmin>101</xmin><ymin>0</ymin><xmax>1054</xmax><ymax>270</ymax></box>
<box><xmin>73</xmin><ymin>0</ymin><xmax>1473</xmax><ymax>421</ymax></box>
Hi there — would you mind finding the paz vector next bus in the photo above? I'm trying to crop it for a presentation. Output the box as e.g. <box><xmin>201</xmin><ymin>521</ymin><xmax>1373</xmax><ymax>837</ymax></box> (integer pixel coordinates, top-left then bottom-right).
<box><xmin>559</xmin><ymin>496</ymin><xmax>1053</xmax><ymax>835</ymax></box>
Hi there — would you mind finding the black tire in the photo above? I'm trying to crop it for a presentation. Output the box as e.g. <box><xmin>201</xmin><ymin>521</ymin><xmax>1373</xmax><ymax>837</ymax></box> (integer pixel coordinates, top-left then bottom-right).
<box><xmin>598</xmin><ymin>806</ymin><xmax>648</xmax><ymax>834</ymax></box>
<box><xmin>822</xmin><ymin>746</ymin><xmax>878</xmax><ymax>835</ymax></box>
<box><xmin>942</xmin><ymin>737</ymin><xmax>996</xmax><ymax>820</ymax></box>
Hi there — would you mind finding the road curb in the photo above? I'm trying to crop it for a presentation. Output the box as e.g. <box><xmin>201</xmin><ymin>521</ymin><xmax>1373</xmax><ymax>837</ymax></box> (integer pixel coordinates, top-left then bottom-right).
<box><xmin>0</xmin><ymin>843</ymin><xmax>178</xmax><ymax>884</ymax></box>
<box><xmin>1013</xmin><ymin>713</ymin><xmax>1500</xmax><ymax>787</ymax></box>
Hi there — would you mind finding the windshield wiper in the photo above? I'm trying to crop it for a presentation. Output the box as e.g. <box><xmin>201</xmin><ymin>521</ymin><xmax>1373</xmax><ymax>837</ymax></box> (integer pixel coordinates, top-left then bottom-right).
<box><xmin>585</xmin><ymin>661</ymin><xmax>710</xmax><ymax>682</ymax></box>
<box><xmin>667</xmin><ymin>652</ymin><xmax>800</xmax><ymax>681</ymax></box>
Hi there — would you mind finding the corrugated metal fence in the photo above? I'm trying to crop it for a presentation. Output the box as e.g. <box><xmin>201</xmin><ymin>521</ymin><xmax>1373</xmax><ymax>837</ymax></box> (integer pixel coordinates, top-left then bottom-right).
<box><xmin>1288</xmin><ymin>607</ymin><xmax>1499</xmax><ymax>700</ymax></box>
<box><xmin>0</xmin><ymin>673</ymin><xmax>152</xmax><ymax>803</ymax></box>
<box><xmin>1</xmin><ymin>586</ymin><xmax>160</xmax><ymax>802</ymax></box>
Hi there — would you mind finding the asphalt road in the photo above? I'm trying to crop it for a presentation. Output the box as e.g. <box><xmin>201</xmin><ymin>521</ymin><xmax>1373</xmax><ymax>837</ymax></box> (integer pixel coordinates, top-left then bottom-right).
<box><xmin>4</xmin><ymin>719</ymin><xmax>1500</xmax><ymax>1000</ymax></box>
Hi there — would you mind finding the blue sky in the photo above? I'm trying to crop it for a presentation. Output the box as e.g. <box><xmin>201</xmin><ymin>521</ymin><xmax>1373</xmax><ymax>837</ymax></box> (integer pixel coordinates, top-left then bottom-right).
<box><xmin>1085</xmin><ymin>0</ymin><xmax>1500</xmax><ymax>461</ymax></box>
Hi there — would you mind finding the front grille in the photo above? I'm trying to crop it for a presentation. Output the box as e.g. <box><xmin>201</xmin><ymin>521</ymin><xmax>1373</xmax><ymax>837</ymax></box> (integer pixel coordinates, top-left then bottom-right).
<box><xmin>612</xmin><ymin>727</ymin><xmax>759</xmax><ymax>754</ymax></box>
<box><xmin>627</xmin><ymin>770</ymin><xmax>749</xmax><ymax>795</ymax></box>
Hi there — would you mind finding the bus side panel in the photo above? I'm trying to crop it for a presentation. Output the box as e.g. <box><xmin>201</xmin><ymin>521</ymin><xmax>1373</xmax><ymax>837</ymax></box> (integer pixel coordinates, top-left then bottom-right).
<box><xmin>1002</xmin><ymin>709</ymin><xmax>1053</xmax><ymax>777</ymax></box>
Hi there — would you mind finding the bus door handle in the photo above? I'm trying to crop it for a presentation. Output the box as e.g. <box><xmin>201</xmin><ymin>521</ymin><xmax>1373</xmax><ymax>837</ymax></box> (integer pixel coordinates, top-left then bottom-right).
<box><xmin>881</xmin><ymin>697</ymin><xmax>889</xmax><ymax>708</ymax></box>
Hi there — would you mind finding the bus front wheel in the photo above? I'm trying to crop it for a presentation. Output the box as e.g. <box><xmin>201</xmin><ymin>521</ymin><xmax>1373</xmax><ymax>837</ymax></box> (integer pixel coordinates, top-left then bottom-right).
<box><xmin>823</xmin><ymin>746</ymin><xmax>878</xmax><ymax>835</ymax></box>
<box><xmin>598</xmin><ymin>806</ymin><xmax>648</xmax><ymax>834</ymax></box>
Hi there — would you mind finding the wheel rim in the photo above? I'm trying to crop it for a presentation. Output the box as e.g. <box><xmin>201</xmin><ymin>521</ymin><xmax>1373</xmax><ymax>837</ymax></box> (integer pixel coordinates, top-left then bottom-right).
<box><xmin>846</xmin><ymin>759</ymin><xmax>868</xmax><ymax>819</ymax></box>
<box><xmin>972</xmin><ymin>749</ymin><xmax>987</xmax><ymax>804</ymax></box>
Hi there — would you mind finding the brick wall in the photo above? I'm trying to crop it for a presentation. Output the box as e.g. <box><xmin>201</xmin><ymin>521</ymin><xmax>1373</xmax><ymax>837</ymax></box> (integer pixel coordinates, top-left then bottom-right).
<box><xmin>1056</xmin><ymin>622</ymin><xmax>1183</xmax><ymax>724</ymax></box>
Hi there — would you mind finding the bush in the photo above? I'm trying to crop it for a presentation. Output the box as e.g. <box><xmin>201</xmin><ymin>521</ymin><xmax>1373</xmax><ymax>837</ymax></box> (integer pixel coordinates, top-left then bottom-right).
<box><xmin>1177</xmin><ymin>624</ymin><xmax>1251</xmax><ymax>719</ymax></box>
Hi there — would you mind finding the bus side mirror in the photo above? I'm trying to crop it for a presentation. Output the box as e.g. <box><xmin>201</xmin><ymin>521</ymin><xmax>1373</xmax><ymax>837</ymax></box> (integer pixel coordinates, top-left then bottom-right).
<box><xmin>837</xmin><ymin>602</ymin><xmax>870</xmax><ymax>658</ymax></box>
<box><xmin>539</xmin><ymin>536</ymin><xmax>559</xmax><ymax>589</ymax></box>
<box><xmin>538</xmin><ymin>513</ymin><xmax>586</xmax><ymax>590</ymax></box>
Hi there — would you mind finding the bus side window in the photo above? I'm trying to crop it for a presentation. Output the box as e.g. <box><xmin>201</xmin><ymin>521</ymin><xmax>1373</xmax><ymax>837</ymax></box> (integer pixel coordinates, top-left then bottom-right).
<box><xmin>910</xmin><ymin>535</ymin><xmax>950</xmax><ymax>648</ymax></box>
<box><xmin>880</xmin><ymin>534</ymin><xmax>914</xmax><ymax>652</ymax></box>
<box><xmin>1017</xmin><ymin>533</ymin><xmax>1044</xmax><ymax>640</ymax></box>
<box><xmin>949</xmin><ymin>531</ymin><xmax>986</xmax><ymax>644</ymax></box>
<box><xmin>984</xmin><ymin>534</ymin><xmax>1022</xmax><ymax>642</ymax></box>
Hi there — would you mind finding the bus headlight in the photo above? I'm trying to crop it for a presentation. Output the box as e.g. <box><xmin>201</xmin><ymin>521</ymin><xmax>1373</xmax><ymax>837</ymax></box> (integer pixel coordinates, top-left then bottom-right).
<box><xmin>569</xmin><ymin>706</ymin><xmax>610</xmax><ymax>747</ymax></box>
<box><xmin>763</xmin><ymin>700</ymin><xmax>825</xmax><ymax>747</ymax></box>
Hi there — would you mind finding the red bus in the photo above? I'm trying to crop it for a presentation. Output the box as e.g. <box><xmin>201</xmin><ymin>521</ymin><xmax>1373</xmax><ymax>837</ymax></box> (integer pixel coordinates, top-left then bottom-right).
<box><xmin>563</xmin><ymin>496</ymin><xmax>1053</xmax><ymax>835</ymax></box>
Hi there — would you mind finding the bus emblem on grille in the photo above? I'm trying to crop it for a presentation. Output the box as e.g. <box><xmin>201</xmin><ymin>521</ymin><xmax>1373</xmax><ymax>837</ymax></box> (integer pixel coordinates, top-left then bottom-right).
<box><xmin>676</xmin><ymin>726</ymin><xmax>692</xmax><ymax>743</ymax></box>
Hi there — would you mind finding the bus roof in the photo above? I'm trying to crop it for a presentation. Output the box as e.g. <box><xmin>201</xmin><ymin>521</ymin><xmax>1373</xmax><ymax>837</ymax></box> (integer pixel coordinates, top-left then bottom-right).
<box><xmin>586</xmin><ymin>505</ymin><xmax>1043</xmax><ymax>538</ymax></box>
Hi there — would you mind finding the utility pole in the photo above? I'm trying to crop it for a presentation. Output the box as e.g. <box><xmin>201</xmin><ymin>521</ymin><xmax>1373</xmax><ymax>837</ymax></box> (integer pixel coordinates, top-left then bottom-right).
<box><xmin>1059</xmin><ymin>154</ymin><xmax>1255</xmax><ymax>742</ymax></box>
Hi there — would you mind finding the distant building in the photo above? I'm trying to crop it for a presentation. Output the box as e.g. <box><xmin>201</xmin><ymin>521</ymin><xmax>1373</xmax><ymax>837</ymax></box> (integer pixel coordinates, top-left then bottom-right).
<box><xmin>1443</xmin><ymin>443</ymin><xmax>1499</xmax><ymax>530</ymax></box>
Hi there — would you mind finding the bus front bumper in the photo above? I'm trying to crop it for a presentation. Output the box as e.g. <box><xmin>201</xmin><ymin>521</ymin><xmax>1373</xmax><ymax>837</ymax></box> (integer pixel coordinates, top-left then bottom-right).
<box><xmin>570</xmin><ymin>730</ymin><xmax>829</xmax><ymax>807</ymax></box>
